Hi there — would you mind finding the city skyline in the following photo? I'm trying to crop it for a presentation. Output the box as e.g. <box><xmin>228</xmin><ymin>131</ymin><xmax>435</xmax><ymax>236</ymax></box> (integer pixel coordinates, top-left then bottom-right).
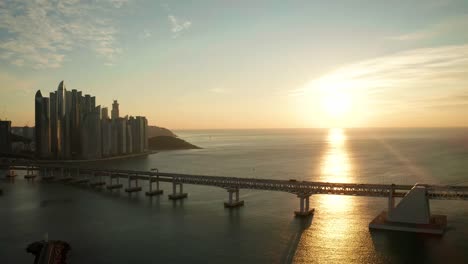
<box><xmin>35</xmin><ymin>80</ymin><xmax>148</xmax><ymax>160</ymax></box>
<box><xmin>1</xmin><ymin>1</ymin><xmax>468</xmax><ymax>129</ymax></box>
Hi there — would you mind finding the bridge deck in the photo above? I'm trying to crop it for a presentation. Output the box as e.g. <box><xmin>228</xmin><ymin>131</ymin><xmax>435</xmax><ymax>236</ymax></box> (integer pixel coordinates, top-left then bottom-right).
<box><xmin>3</xmin><ymin>164</ymin><xmax>468</xmax><ymax>200</ymax></box>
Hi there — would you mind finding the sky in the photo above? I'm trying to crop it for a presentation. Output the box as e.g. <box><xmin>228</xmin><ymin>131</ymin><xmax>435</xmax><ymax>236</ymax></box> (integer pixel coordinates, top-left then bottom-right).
<box><xmin>1</xmin><ymin>0</ymin><xmax>468</xmax><ymax>129</ymax></box>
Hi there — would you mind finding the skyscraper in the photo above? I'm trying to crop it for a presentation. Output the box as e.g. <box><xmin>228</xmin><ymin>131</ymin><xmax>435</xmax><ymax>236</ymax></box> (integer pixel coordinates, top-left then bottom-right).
<box><xmin>111</xmin><ymin>100</ymin><xmax>119</xmax><ymax>120</ymax></box>
<box><xmin>49</xmin><ymin>91</ymin><xmax>58</xmax><ymax>158</ymax></box>
<box><xmin>56</xmin><ymin>81</ymin><xmax>66</xmax><ymax>158</ymax></box>
<box><xmin>81</xmin><ymin>106</ymin><xmax>102</xmax><ymax>159</ymax></box>
<box><xmin>101</xmin><ymin>107</ymin><xmax>109</xmax><ymax>120</ymax></box>
<box><xmin>0</xmin><ymin>120</ymin><xmax>12</xmax><ymax>154</ymax></box>
<box><xmin>35</xmin><ymin>91</ymin><xmax>50</xmax><ymax>158</ymax></box>
<box><xmin>70</xmin><ymin>89</ymin><xmax>81</xmax><ymax>158</ymax></box>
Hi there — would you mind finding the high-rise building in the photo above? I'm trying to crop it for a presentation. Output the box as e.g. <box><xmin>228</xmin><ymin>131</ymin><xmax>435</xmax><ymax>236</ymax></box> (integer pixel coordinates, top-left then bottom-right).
<box><xmin>101</xmin><ymin>107</ymin><xmax>109</xmax><ymax>120</ymax></box>
<box><xmin>64</xmin><ymin>90</ymin><xmax>72</xmax><ymax>158</ymax></box>
<box><xmin>35</xmin><ymin>91</ymin><xmax>50</xmax><ymax>158</ymax></box>
<box><xmin>49</xmin><ymin>91</ymin><xmax>57</xmax><ymax>158</ymax></box>
<box><xmin>101</xmin><ymin>118</ymin><xmax>112</xmax><ymax>157</ymax></box>
<box><xmin>81</xmin><ymin>106</ymin><xmax>102</xmax><ymax>159</ymax></box>
<box><xmin>126</xmin><ymin>120</ymin><xmax>133</xmax><ymax>154</ymax></box>
<box><xmin>129</xmin><ymin>116</ymin><xmax>148</xmax><ymax>153</ymax></box>
<box><xmin>56</xmin><ymin>81</ymin><xmax>66</xmax><ymax>159</ymax></box>
<box><xmin>111</xmin><ymin>100</ymin><xmax>119</xmax><ymax>120</ymax></box>
<box><xmin>116</xmin><ymin>117</ymin><xmax>127</xmax><ymax>154</ymax></box>
<box><xmin>70</xmin><ymin>89</ymin><xmax>81</xmax><ymax>158</ymax></box>
<box><xmin>35</xmin><ymin>81</ymin><xmax>149</xmax><ymax>160</ymax></box>
<box><xmin>0</xmin><ymin>120</ymin><xmax>12</xmax><ymax>153</ymax></box>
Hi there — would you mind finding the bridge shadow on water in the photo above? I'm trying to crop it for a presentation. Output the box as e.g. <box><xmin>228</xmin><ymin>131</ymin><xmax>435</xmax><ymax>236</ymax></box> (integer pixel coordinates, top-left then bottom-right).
<box><xmin>281</xmin><ymin>215</ymin><xmax>314</xmax><ymax>264</ymax></box>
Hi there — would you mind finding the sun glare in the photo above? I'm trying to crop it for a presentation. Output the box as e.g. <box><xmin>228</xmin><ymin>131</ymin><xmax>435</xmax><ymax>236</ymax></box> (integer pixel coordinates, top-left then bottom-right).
<box><xmin>321</xmin><ymin>89</ymin><xmax>351</xmax><ymax>117</ymax></box>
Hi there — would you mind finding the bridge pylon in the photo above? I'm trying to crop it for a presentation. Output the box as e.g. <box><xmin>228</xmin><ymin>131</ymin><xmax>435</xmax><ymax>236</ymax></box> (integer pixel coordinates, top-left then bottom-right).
<box><xmin>106</xmin><ymin>172</ymin><xmax>123</xmax><ymax>190</ymax></box>
<box><xmin>294</xmin><ymin>193</ymin><xmax>314</xmax><ymax>217</ymax></box>
<box><xmin>369</xmin><ymin>184</ymin><xmax>447</xmax><ymax>235</ymax></box>
<box><xmin>146</xmin><ymin>172</ymin><xmax>163</xmax><ymax>196</ymax></box>
<box><xmin>224</xmin><ymin>188</ymin><xmax>244</xmax><ymax>208</ymax></box>
<box><xmin>168</xmin><ymin>179</ymin><xmax>188</xmax><ymax>200</ymax></box>
<box><xmin>125</xmin><ymin>173</ymin><xmax>142</xmax><ymax>193</ymax></box>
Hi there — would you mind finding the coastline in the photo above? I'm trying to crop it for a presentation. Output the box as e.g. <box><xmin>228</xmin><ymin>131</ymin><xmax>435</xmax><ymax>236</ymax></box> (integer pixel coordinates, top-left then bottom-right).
<box><xmin>36</xmin><ymin>151</ymin><xmax>158</xmax><ymax>164</ymax></box>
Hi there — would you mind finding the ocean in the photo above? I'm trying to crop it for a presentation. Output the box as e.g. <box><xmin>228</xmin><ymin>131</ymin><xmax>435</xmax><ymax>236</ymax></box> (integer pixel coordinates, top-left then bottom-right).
<box><xmin>1</xmin><ymin>128</ymin><xmax>468</xmax><ymax>263</ymax></box>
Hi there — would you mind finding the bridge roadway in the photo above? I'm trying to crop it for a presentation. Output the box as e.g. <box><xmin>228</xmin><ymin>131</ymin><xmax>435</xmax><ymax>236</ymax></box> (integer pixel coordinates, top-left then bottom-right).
<box><xmin>4</xmin><ymin>164</ymin><xmax>468</xmax><ymax>201</ymax></box>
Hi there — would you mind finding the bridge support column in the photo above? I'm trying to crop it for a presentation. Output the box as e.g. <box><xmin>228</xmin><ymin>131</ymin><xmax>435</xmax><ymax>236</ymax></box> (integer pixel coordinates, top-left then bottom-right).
<box><xmin>24</xmin><ymin>166</ymin><xmax>37</xmax><ymax>182</ymax></box>
<box><xmin>224</xmin><ymin>188</ymin><xmax>244</xmax><ymax>208</ymax></box>
<box><xmin>89</xmin><ymin>172</ymin><xmax>106</xmax><ymax>188</ymax></box>
<box><xmin>168</xmin><ymin>179</ymin><xmax>188</xmax><ymax>200</ymax></box>
<box><xmin>294</xmin><ymin>194</ymin><xmax>314</xmax><ymax>217</ymax></box>
<box><xmin>388</xmin><ymin>184</ymin><xmax>395</xmax><ymax>219</ymax></box>
<box><xmin>6</xmin><ymin>167</ymin><xmax>16</xmax><ymax>182</ymax></box>
<box><xmin>125</xmin><ymin>173</ymin><xmax>142</xmax><ymax>193</ymax></box>
<box><xmin>146</xmin><ymin>174</ymin><xmax>163</xmax><ymax>196</ymax></box>
<box><xmin>106</xmin><ymin>173</ymin><xmax>123</xmax><ymax>190</ymax></box>
<box><xmin>57</xmin><ymin>168</ymin><xmax>73</xmax><ymax>183</ymax></box>
<box><xmin>42</xmin><ymin>167</ymin><xmax>55</xmax><ymax>181</ymax></box>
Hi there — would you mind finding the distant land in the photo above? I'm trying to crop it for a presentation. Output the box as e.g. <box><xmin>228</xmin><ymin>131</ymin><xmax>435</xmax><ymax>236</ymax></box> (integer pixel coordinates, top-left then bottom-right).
<box><xmin>148</xmin><ymin>136</ymin><xmax>200</xmax><ymax>150</ymax></box>
<box><xmin>147</xmin><ymin>126</ymin><xmax>177</xmax><ymax>138</ymax></box>
<box><xmin>147</xmin><ymin>125</ymin><xmax>200</xmax><ymax>150</ymax></box>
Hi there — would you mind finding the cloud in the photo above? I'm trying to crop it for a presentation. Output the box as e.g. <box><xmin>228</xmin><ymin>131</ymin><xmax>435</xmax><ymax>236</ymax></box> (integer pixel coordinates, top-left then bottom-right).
<box><xmin>209</xmin><ymin>88</ymin><xmax>228</xmax><ymax>94</ymax></box>
<box><xmin>388</xmin><ymin>15</ymin><xmax>468</xmax><ymax>42</ymax></box>
<box><xmin>0</xmin><ymin>0</ymin><xmax>127</xmax><ymax>69</ymax></box>
<box><xmin>168</xmin><ymin>15</ymin><xmax>192</xmax><ymax>37</ymax></box>
<box><xmin>109</xmin><ymin>0</ymin><xmax>129</xmax><ymax>8</ymax></box>
<box><xmin>140</xmin><ymin>29</ymin><xmax>152</xmax><ymax>39</ymax></box>
<box><xmin>294</xmin><ymin>44</ymin><xmax>468</xmax><ymax>113</ymax></box>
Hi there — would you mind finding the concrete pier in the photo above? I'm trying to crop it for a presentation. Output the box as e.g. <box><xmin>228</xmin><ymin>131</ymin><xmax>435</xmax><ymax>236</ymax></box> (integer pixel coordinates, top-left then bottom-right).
<box><xmin>168</xmin><ymin>181</ymin><xmax>187</xmax><ymax>200</ymax></box>
<box><xmin>89</xmin><ymin>172</ymin><xmax>106</xmax><ymax>188</ymax></box>
<box><xmin>24</xmin><ymin>166</ymin><xmax>37</xmax><ymax>181</ymax></box>
<box><xmin>41</xmin><ymin>168</ymin><xmax>55</xmax><ymax>181</ymax></box>
<box><xmin>294</xmin><ymin>194</ymin><xmax>314</xmax><ymax>217</ymax></box>
<box><xmin>125</xmin><ymin>174</ymin><xmax>142</xmax><ymax>193</ymax></box>
<box><xmin>5</xmin><ymin>169</ymin><xmax>17</xmax><ymax>179</ymax></box>
<box><xmin>107</xmin><ymin>173</ymin><xmax>123</xmax><ymax>190</ymax></box>
<box><xmin>56</xmin><ymin>176</ymin><xmax>73</xmax><ymax>182</ymax></box>
<box><xmin>224</xmin><ymin>188</ymin><xmax>244</xmax><ymax>208</ymax></box>
<box><xmin>70</xmin><ymin>178</ymin><xmax>90</xmax><ymax>185</ymax></box>
<box><xmin>369</xmin><ymin>184</ymin><xmax>447</xmax><ymax>234</ymax></box>
<box><xmin>107</xmin><ymin>184</ymin><xmax>123</xmax><ymax>190</ymax></box>
<box><xmin>146</xmin><ymin>175</ymin><xmax>163</xmax><ymax>196</ymax></box>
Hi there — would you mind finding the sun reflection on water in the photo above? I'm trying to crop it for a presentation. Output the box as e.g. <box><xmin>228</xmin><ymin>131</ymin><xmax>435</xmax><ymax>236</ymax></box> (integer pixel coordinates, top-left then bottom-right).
<box><xmin>295</xmin><ymin>128</ymin><xmax>358</xmax><ymax>263</ymax></box>
<box><xmin>321</xmin><ymin>128</ymin><xmax>352</xmax><ymax>183</ymax></box>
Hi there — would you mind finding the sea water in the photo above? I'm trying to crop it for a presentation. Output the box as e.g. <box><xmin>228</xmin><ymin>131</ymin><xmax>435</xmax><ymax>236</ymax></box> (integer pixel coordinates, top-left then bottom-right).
<box><xmin>1</xmin><ymin>128</ymin><xmax>468</xmax><ymax>263</ymax></box>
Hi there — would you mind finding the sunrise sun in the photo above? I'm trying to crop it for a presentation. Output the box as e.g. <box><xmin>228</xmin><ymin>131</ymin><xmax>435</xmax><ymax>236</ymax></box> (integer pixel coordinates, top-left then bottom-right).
<box><xmin>321</xmin><ymin>89</ymin><xmax>352</xmax><ymax>118</ymax></box>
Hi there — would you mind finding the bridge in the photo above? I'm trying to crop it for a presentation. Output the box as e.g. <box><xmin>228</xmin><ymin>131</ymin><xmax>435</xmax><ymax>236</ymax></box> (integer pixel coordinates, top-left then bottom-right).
<box><xmin>2</xmin><ymin>162</ymin><xmax>468</xmax><ymax>235</ymax></box>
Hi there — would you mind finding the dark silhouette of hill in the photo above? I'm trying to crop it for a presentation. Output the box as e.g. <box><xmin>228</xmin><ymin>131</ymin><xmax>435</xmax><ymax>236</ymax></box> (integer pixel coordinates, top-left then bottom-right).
<box><xmin>148</xmin><ymin>136</ymin><xmax>200</xmax><ymax>150</ymax></box>
<box><xmin>147</xmin><ymin>126</ymin><xmax>177</xmax><ymax>138</ymax></box>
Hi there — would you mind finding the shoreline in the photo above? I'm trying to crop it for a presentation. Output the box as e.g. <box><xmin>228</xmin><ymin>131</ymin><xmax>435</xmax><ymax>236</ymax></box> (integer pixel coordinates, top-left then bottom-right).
<box><xmin>36</xmin><ymin>151</ymin><xmax>158</xmax><ymax>164</ymax></box>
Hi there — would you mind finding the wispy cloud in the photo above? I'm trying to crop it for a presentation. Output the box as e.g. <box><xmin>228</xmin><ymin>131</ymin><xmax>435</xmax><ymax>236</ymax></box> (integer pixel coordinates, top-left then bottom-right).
<box><xmin>388</xmin><ymin>15</ymin><xmax>468</xmax><ymax>42</ymax></box>
<box><xmin>109</xmin><ymin>0</ymin><xmax>129</xmax><ymax>8</ymax></box>
<box><xmin>294</xmin><ymin>44</ymin><xmax>468</xmax><ymax>113</ymax></box>
<box><xmin>168</xmin><ymin>15</ymin><xmax>192</xmax><ymax>37</ymax></box>
<box><xmin>0</xmin><ymin>0</ymin><xmax>128</xmax><ymax>69</ymax></box>
<box><xmin>209</xmin><ymin>88</ymin><xmax>228</xmax><ymax>94</ymax></box>
<box><xmin>140</xmin><ymin>29</ymin><xmax>152</xmax><ymax>39</ymax></box>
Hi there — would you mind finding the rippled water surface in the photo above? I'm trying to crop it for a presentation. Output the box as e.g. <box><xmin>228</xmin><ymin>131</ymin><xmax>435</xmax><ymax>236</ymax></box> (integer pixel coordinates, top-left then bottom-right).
<box><xmin>1</xmin><ymin>128</ymin><xmax>468</xmax><ymax>263</ymax></box>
